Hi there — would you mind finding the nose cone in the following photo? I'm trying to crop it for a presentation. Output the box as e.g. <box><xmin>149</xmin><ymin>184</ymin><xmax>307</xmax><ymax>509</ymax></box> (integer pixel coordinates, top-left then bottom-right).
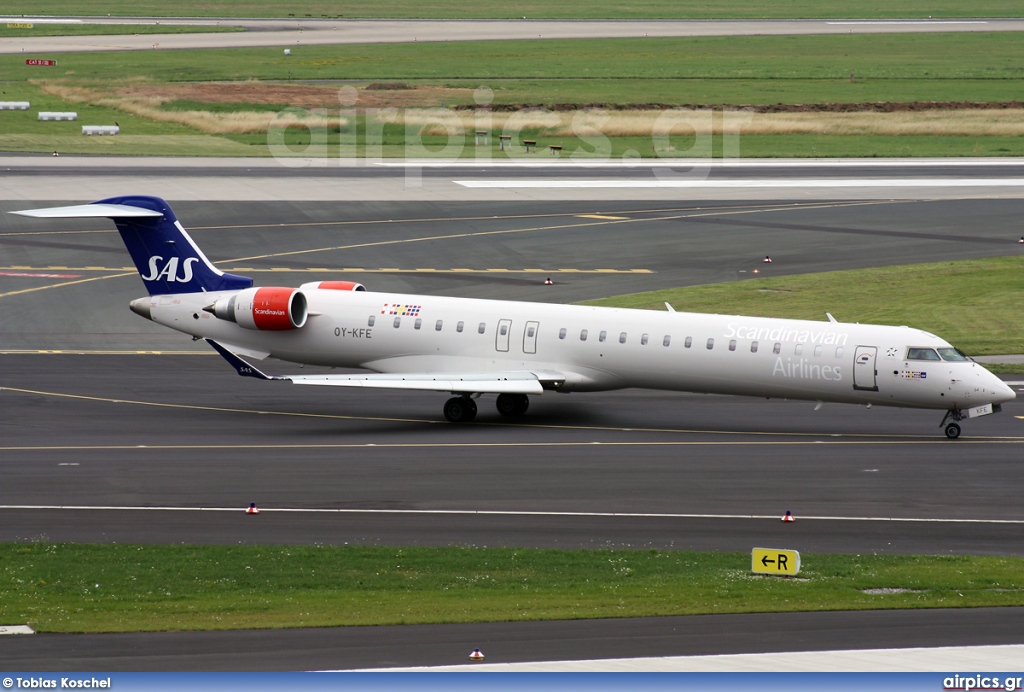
<box><xmin>129</xmin><ymin>297</ymin><xmax>152</xmax><ymax>320</ymax></box>
<box><xmin>987</xmin><ymin>371</ymin><xmax>1017</xmax><ymax>405</ymax></box>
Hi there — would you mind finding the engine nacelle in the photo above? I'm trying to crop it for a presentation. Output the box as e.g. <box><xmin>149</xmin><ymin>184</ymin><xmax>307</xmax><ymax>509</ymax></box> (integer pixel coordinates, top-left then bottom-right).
<box><xmin>205</xmin><ymin>287</ymin><xmax>307</xmax><ymax>330</ymax></box>
<box><xmin>299</xmin><ymin>280</ymin><xmax>366</xmax><ymax>292</ymax></box>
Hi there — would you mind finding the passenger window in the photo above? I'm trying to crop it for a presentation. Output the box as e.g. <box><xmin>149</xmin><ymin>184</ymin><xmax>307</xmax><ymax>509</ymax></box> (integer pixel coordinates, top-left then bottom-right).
<box><xmin>393</xmin><ymin>317</ymin><xmax>401</xmax><ymax>328</ymax></box>
<box><xmin>500</xmin><ymin>324</ymin><xmax>508</xmax><ymax>336</ymax></box>
<box><xmin>619</xmin><ymin>332</ymin><xmax>627</xmax><ymax>344</ymax></box>
<box><xmin>814</xmin><ymin>344</ymin><xmax>822</xmax><ymax>357</ymax></box>
<box><xmin>435</xmin><ymin>320</ymin><xmax>443</xmax><ymax>331</ymax></box>
<box><xmin>368</xmin><ymin>315</ymin><xmax>376</xmax><ymax>327</ymax></box>
<box><xmin>835</xmin><ymin>347</ymin><xmax>843</xmax><ymax>358</ymax></box>
<box><xmin>707</xmin><ymin>338</ymin><xmax>715</xmax><ymax>350</ymax></box>
<box><xmin>414</xmin><ymin>318</ymin><xmax>422</xmax><ymax>330</ymax></box>
<box><xmin>527</xmin><ymin>326</ymin><xmax>535</xmax><ymax>337</ymax></box>
<box><xmin>907</xmin><ymin>347</ymin><xmax>941</xmax><ymax>361</ymax></box>
<box><xmin>773</xmin><ymin>342</ymin><xmax>781</xmax><ymax>354</ymax></box>
<box><xmin>599</xmin><ymin>330</ymin><xmax>607</xmax><ymax>342</ymax></box>
<box><xmin>663</xmin><ymin>335</ymin><xmax>671</xmax><ymax>347</ymax></box>
<box><xmin>795</xmin><ymin>344</ymin><xmax>803</xmax><ymax>356</ymax></box>
<box><xmin>457</xmin><ymin>321</ymin><xmax>464</xmax><ymax>333</ymax></box>
<box><xmin>580</xmin><ymin>329</ymin><xmax>588</xmax><ymax>341</ymax></box>
<box><xmin>751</xmin><ymin>341</ymin><xmax>759</xmax><ymax>353</ymax></box>
<box><xmin>641</xmin><ymin>334</ymin><xmax>649</xmax><ymax>346</ymax></box>
<box><xmin>684</xmin><ymin>336</ymin><xmax>692</xmax><ymax>348</ymax></box>
<box><xmin>478</xmin><ymin>322</ymin><xmax>486</xmax><ymax>334</ymax></box>
<box><xmin>559</xmin><ymin>328</ymin><xmax>567</xmax><ymax>340</ymax></box>
<box><xmin>728</xmin><ymin>339</ymin><xmax>737</xmax><ymax>352</ymax></box>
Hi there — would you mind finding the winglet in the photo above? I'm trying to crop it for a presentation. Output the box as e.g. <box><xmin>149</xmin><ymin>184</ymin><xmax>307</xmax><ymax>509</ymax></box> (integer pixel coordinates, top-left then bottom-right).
<box><xmin>826</xmin><ymin>312</ymin><xmax>838</xmax><ymax>323</ymax></box>
<box><xmin>206</xmin><ymin>339</ymin><xmax>283</xmax><ymax>381</ymax></box>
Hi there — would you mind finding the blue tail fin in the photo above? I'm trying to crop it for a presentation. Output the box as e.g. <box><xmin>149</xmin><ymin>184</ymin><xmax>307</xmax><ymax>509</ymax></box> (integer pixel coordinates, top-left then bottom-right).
<box><xmin>91</xmin><ymin>195</ymin><xmax>252</xmax><ymax>295</ymax></box>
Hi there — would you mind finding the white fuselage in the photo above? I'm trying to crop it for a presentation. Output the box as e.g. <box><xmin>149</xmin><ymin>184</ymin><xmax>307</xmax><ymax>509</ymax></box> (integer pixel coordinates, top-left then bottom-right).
<box><xmin>141</xmin><ymin>288</ymin><xmax>1015</xmax><ymax>411</ymax></box>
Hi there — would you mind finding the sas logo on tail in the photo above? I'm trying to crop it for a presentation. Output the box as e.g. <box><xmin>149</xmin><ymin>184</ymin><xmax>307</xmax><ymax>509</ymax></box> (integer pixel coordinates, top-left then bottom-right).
<box><xmin>141</xmin><ymin>256</ymin><xmax>199</xmax><ymax>283</ymax></box>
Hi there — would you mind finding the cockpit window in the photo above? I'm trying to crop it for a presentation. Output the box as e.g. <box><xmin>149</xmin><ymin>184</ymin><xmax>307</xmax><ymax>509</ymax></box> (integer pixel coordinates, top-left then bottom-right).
<box><xmin>937</xmin><ymin>347</ymin><xmax>971</xmax><ymax>362</ymax></box>
<box><xmin>906</xmin><ymin>347</ymin><xmax>941</xmax><ymax>361</ymax></box>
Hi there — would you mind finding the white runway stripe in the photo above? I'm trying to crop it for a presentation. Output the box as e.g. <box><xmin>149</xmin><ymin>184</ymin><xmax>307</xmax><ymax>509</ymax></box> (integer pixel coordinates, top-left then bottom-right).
<box><xmin>379</xmin><ymin>159</ymin><xmax>1023</xmax><ymax>168</ymax></box>
<box><xmin>455</xmin><ymin>178</ymin><xmax>1024</xmax><ymax>188</ymax></box>
<box><xmin>359</xmin><ymin>644</ymin><xmax>1024</xmax><ymax>672</ymax></box>
<box><xmin>1</xmin><ymin>505</ymin><xmax>1021</xmax><ymax>524</ymax></box>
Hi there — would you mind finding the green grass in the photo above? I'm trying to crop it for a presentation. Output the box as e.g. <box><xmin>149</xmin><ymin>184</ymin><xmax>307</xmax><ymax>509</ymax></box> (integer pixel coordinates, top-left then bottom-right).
<box><xmin>0</xmin><ymin>24</ymin><xmax>242</xmax><ymax>37</ymax></box>
<box><xmin>3</xmin><ymin>33</ymin><xmax>1023</xmax><ymax>156</ymax></box>
<box><xmin>4</xmin><ymin>0</ymin><xmax>1022</xmax><ymax>19</ymax></box>
<box><xmin>3</xmin><ymin>543</ymin><xmax>1022</xmax><ymax>633</ymax></box>
<box><xmin>985</xmin><ymin>364</ymin><xmax>1024</xmax><ymax>374</ymax></box>
<box><xmin>585</xmin><ymin>257</ymin><xmax>1024</xmax><ymax>356</ymax></box>
<box><xmin>5</xmin><ymin>33</ymin><xmax>1022</xmax><ymax>84</ymax></box>
<box><xmin>445</xmin><ymin>78</ymin><xmax>1024</xmax><ymax>108</ymax></box>
<box><xmin>0</xmin><ymin>82</ymin><xmax>196</xmax><ymax>136</ymax></box>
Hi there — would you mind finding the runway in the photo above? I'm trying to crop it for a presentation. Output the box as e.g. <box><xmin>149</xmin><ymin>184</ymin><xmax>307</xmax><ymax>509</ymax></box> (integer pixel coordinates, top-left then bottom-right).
<box><xmin>5</xmin><ymin>157</ymin><xmax>1024</xmax><ymax>202</ymax></box>
<box><xmin>1</xmin><ymin>161</ymin><xmax>1023</xmax><ymax>669</ymax></box>
<box><xmin>2</xmin><ymin>355</ymin><xmax>1023</xmax><ymax>551</ymax></box>
<box><xmin>4</xmin><ymin>18</ymin><xmax>1024</xmax><ymax>54</ymax></box>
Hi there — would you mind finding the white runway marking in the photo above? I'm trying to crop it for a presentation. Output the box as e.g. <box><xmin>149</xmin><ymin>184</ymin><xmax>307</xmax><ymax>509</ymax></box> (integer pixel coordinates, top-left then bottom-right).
<box><xmin>828</xmin><ymin>21</ymin><xmax>989</xmax><ymax>25</ymax></box>
<box><xmin>455</xmin><ymin>178</ymin><xmax>1024</xmax><ymax>189</ymax></box>
<box><xmin>379</xmin><ymin>159</ymin><xmax>1024</xmax><ymax>168</ymax></box>
<box><xmin>357</xmin><ymin>644</ymin><xmax>1024</xmax><ymax>672</ymax></box>
<box><xmin>1</xmin><ymin>505</ymin><xmax>1021</xmax><ymax>524</ymax></box>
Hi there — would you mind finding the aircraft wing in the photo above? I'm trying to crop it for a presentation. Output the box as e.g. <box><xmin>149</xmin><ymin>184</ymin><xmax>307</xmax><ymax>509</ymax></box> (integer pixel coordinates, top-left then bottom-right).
<box><xmin>207</xmin><ymin>340</ymin><xmax>557</xmax><ymax>394</ymax></box>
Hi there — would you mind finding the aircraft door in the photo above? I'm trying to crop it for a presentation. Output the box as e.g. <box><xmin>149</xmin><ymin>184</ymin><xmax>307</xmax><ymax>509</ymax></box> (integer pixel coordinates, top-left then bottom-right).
<box><xmin>523</xmin><ymin>321</ymin><xmax>539</xmax><ymax>354</ymax></box>
<box><xmin>853</xmin><ymin>345</ymin><xmax>879</xmax><ymax>391</ymax></box>
<box><xmin>496</xmin><ymin>319</ymin><xmax>512</xmax><ymax>352</ymax></box>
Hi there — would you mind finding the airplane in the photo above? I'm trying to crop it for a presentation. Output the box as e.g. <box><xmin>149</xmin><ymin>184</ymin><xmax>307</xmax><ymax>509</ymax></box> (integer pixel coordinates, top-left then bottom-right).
<box><xmin>12</xmin><ymin>195</ymin><xmax>1016</xmax><ymax>439</ymax></box>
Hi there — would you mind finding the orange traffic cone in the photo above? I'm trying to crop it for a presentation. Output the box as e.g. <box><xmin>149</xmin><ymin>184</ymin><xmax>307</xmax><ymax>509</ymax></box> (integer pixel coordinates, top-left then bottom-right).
<box><xmin>247</xmin><ymin>502</ymin><xmax>260</xmax><ymax>515</ymax></box>
<box><xmin>469</xmin><ymin>648</ymin><xmax>485</xmax><ymax>661</ymax></box>
<box><xmin>782</xmin><ymin>510</ymin><xmax>794</xmax><ymax>522</ymax></box>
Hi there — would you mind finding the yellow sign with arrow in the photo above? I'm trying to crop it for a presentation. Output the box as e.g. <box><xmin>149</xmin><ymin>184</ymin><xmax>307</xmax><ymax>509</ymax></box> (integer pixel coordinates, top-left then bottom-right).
<box><xmin>751</xmin><ymin>548</ymin><xmax>801</xmax><ymax>576</ymax></box>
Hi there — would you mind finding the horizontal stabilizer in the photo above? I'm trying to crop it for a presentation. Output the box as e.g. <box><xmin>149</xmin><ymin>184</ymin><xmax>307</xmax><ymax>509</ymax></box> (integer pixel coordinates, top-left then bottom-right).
<box><xmin>11</xmin><ymin>203</ymin><xmax>164</xmax><ymax>219</ymax></box>
<box><xmin>13</xmin><ymin>196</ymin><xmax>253</xmax><ymax>295</ymax></box>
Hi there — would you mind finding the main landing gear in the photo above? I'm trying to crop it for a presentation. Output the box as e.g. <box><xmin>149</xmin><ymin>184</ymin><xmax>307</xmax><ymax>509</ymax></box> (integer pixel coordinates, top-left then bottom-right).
<box><xmin>443</xmin><ymin>396</ymin><xmax>478</xmax><ymax>423</ymax></box>
<box><xmin>495</xmin><ymin>393</ymin><xmax>530</xmax><ymax>417</ymax></box>
<box><xmin>443</xmin><ymin>393</ymin><xmax>531</xmax><ymax>423</ymax></box>
<box><xmin>939</xmin><ymin>408</ymin><xmax>966</xmax><ymax>440</ymax></box>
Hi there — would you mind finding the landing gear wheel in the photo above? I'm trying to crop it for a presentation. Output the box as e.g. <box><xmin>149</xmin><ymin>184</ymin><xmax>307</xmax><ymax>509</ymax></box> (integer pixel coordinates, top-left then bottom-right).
<box><xmin>496</xmin><ymin>393</ymin><xmax>530</xmax><ymax>417</ymax></box>
<box><xmin>444</xmin><ymin>396</ymin><xmax>477</xmax><ymax>423</ymax></box>
<box><xmin>944</xmin><ymin>422</ymin><xmax>961</xmax><ymax>440</ymax></box>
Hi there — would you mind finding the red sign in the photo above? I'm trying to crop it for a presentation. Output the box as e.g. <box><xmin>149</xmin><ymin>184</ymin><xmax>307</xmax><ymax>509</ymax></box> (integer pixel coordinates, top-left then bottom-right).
<box><xmin>25</xmin><ymin>59</ymin><xmax>57</xmax><ymax>66</ymax></box>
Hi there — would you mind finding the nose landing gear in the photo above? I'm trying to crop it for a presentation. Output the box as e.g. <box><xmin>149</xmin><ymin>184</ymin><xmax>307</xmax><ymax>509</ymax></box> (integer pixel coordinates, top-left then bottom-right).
<box><xmin>939</xmin><ymin>408</ymin><xmax>965</xmax><ymax>439</ymax></box>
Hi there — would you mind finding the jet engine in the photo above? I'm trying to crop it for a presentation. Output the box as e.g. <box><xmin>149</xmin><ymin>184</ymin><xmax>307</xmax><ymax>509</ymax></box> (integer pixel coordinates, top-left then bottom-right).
<box><xmin>205</xmin><ymin>287</ymin><xmax>307</xmax><ymax>330</ymax></box>
<box><xmin>300</xmin><ymin>280</ymin><xmax>366</xmax><ymax>292</ymax></box>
